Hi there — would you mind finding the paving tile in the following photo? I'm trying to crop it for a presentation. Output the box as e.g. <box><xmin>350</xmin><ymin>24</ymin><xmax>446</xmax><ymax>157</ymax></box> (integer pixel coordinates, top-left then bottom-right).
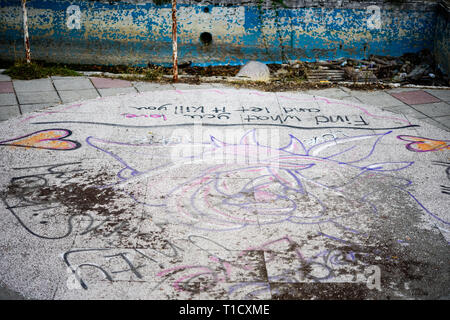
<box><xmin>172</xmin><ymin>83</ymin><xmax>215</xmax><ymax>91</ymax></box>
<box><xmin>305</xmin><ymin>87</ymin><xmax>350</xmax><ymax>100</ymax></box>
<box><xmin>337</xmin><ymin>96</ymin><xmax>363</xmax><ymax>103</ymax></box>
<box><xmin>16</xmin><ymin>91</ymin><xmax>60</xmax><ymax>105</ymax></box>
<box><xmin>424</xmin><ymin>89</ymin><xmax>450</xmax><ymax>102</ymax></box>
<box><xmin>58</xmin><ymin>89</ymin><xmax>99</xmax><ymax>104</ymax></box>
<box><xmin>20</xmin><ymin>103</ymin><xmax>54</xmax><ymax>114</ymax></box>
<box><xmin>432</xmin><ymin>115</ymin><xmax>450</xmax><ymax>130</ymax></box>
<box><xmin>390</xmin><ymin>90</ymin><xmax>442</xmax><ymax>105</ymax></box>
<box><xmin>90</xmin><ymin>77</ymin><xmax>132</xmax><ymax>89</ymax></box>
<box><xmin>410</xmin><ymin>102</ymin><xmax>450</xmax><ymax>118</ymax></box>
<box><xmin>386</xmin><ymin>87</ymin><xmax>424</xmax><ymax>94</ymax></box>
<box><xmin>13</xmin><ymin>78</ymin><xmax>54</xmax><ymax>92</ymax></box>
<box><xmin>133</xmin><ymin>82</ymin><xmax>174</xmax><ymax>93</ymax></box>
<box><xmin>0</xmin><ymin>74</ymin><xmax>11</xmax><ymax>81</ymax></box>
<box><xmin>0</xmin><ymin>81</ymin><xmax>14</xmax><ymax>93</ymax></box>
<box><xmin>97</xmin><ymin>87</ymin><xmax>137</xmax><ymax>97</ymax></box>
<box><xmin>0</xmin><ymin>93</ymin><xmax>17</xmax><ymax>106</ymax></box>
<box><xmin>381</xmin><ymin>105</ymin><xmax>428</xmax><ymax>119</ymax></box>
<box><xmin>53</xmin><ymin>77</ymin><xmax>95</xmax><ymax>91</ymax></box>
<box><xmin>415</xmin><ymin>117</ymin><xmax>450</xmax><ymax>132</ymax></box>
<box><xmin>0</xmin><ymin>105</ymin><xmax>20</xmax><ymax>121</ymax></box>
<box><xmin>350</xmin><ymin>91</ymin><xmax>406</xmax><ymax>107</ymax></box>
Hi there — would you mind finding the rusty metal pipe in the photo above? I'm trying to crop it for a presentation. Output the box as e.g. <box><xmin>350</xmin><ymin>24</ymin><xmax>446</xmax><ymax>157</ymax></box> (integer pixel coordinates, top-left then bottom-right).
<box><xmin>172</xmin><ymin>0</ymin><xmax>178</xmax><ymax>82</ymax></box>
<box><xmin>22</xmin><ymin>0</ymin><xmax>31</xmax><ymax>63</ymax></box>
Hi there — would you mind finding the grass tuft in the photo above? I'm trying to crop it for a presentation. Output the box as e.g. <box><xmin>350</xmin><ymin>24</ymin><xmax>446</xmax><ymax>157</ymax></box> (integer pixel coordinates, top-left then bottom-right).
<box><xmin>5</xmin><ymin>61</ymin><xmax>81</xmax><ymax>80</ymax></box>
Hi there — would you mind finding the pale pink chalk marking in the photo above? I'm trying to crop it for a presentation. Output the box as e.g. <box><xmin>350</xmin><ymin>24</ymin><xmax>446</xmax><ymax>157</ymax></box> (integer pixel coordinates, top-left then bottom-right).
<box><xmin>20</xmin><ymin>103</ymin><xmax>82</xmax><ymax>124</ymax></box>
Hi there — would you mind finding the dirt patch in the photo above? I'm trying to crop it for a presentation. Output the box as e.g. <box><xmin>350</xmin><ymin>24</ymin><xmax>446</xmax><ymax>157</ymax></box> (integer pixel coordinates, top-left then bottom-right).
<box><xmin>182</xmin><ymin>65</ymin><xmax>241</xmax><ymax>77</ymax></box>
<box><xmin>225</xmin><ymin>79</ymin><xmax>392</xmax><ymax>92</ymax></box>
<box><xmin>271</xmin><ymin>282</ymin><xmax>369</xmax><ymax>300</ymax></box>
<box><xmin>6</xmin><ymin>172</ymin><xmax>126</xmax><ymax>217</ymax></box>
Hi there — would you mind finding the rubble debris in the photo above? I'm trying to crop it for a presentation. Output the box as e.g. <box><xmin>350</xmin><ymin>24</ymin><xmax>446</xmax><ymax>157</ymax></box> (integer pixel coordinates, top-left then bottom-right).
<box><xmin>19</xmin><ymin>49</ymin><xmax>446</xmax><ymax>87</ymax></box>
<box><xmin>277</xmin><ymin>49</ymin><xmax>448</xmax><ymax>86</ymax></box>
<box><xmin>308</xmin><ymin>68</ymin><xmax>346</xmax><ymax>82</ymax></box>
<box><xmin>406</xmin><ymin>64</ymin><xmax>433</xmax><ymax>81</ymax></box>
<box><xmin>343</xmin><ymin>67</ymin><xmax>377</xmax><ymax>84</ymax></box>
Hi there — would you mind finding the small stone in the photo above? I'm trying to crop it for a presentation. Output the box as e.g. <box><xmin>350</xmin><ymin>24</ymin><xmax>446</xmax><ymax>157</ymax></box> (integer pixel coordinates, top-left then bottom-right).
<box><xmin>236</xmin><ymin>61</ymin><xmax>270</xmax><ymax>82</ymax></box>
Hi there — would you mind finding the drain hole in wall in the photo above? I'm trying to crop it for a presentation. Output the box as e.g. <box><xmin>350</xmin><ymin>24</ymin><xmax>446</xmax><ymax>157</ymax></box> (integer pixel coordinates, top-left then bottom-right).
<box><xmin>203</xmin><ymin>7</ymin><xmax>210</xmax><ymax>13</ymax></box>
<box><xmin>200</xmin><ymin>32</ymin><xmax>213</xmax><ymax>45</ymax></box>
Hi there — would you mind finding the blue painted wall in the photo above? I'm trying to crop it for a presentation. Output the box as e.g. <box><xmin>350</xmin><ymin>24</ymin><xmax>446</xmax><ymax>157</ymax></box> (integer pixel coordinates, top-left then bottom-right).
<box><xmin>434</xmin><ymin>2</ymin><xmax>449</xmax><ymax>75</ymax></box>
<box><xmin>0</xmin><ymin>0</ymin><xmax>442</xmax><ymax>69</ymax></box>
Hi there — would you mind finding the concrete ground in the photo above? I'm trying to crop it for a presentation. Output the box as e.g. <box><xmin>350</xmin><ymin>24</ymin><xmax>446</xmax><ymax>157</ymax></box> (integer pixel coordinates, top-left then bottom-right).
<box><xmin>0</xmin><ymin>72</ymin><xmax>449</xmax><ymax>300</ymax></box>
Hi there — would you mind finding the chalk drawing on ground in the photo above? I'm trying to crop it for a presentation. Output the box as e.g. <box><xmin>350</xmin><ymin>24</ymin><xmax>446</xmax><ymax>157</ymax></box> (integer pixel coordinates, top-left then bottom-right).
<box><xmin>85</xmin><ymin>129</ymin><xmax>449</xmax><ymax>232</ymax></box>
<box><xmin>0</xmin><ymin>90</ymin><xmax>449</xmax><ymax>299</ymax></box>
<box><xmin>0</xmin><ymin>129</ymin><xmax>81</xmax><ymax>151</ymax></box>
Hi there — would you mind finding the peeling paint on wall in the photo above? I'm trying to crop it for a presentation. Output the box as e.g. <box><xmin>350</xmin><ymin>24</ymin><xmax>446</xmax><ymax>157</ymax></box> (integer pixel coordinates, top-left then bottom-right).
<box><xmin>434</xmin><ymin>2</ymin><xmax>449</xmax><ymax>75</ymax></box>
<box><xmin>0</xmin><ymin>0</ymin><xmax>441</xmax><ymax>66</ymax></box>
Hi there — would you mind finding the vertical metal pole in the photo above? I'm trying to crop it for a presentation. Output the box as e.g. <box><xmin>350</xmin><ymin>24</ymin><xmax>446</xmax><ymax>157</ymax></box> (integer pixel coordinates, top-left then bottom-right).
<box><xmin>172</xmin><ymin>0</ymin><xmax>178</xmax><ymax>82</ymax></box>
<box><xmin>22</xmin><ymin>0</ymin><xmax>31</xmax><ymax>63</ymax></box>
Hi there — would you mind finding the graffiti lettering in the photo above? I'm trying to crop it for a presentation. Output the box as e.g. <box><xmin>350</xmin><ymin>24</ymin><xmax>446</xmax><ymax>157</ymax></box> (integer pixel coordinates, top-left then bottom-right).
<box><xmin>315</xmin><ymin>115</ymin><xmax>369</xmax><ymax>126</ymax></box>
<box><xmin>432</xmin><ymin>161</ymin><xmax>450</xmax><ymax>195</ymax></box>
<box><xmin>66</xmin><ymin>5</ymin><xmax>81</xmax><ymax>30</ymax></box>
<box><xmin>134</xmin><ymin>103</ymin><xmax>171</xmax><ymax>111</ymax></box>
<box><xmin>242</xmin><ymin>114</ymin><xmax>302</xmax><ymax>124</ymax></box>
<box><xmin>183</xmin><ymin>113</ymin><xmax>230</xmax><ymax>120</ymax></box>
<box><xmin>282</xmin><ymin>107</ymin><xmax>321</xmax><ymax>113</ymax></box>
<box><xmin>367</xmin><ymin>5</ymin><xmax>382</xmax><ymax>30</ymax></box>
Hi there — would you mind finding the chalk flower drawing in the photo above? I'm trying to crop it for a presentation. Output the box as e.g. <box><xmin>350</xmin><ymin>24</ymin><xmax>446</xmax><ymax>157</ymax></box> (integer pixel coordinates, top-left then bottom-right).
<box><xmin>86</xmin><ymin>129</ymin><xmax>448</xmax><ymax>232</ymax></box>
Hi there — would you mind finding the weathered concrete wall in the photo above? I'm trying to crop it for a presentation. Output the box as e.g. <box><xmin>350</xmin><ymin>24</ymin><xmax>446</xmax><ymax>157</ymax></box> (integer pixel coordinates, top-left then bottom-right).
<box><xmin>0</xmin><ymin>0</ymin><xmax>440</xmax><ymax>66</ymax></box>
<box><xmin>434</xmin><ymin>2</ymin><xmax>449</xmax><ymax>75</ymax></box>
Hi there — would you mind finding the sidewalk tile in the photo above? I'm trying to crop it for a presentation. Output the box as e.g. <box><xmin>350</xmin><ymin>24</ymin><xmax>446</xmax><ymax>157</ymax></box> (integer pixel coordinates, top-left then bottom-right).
<box><xmin>381</xmin><ymin>105</ymin><xmax>428</xmax><ymax>119</ymax></box>
<box><xmin>350</xmin><ymin>91</ymin><xmax>406</xmax><ymax>107</ymax></box>
<box><xmin>411</xmin><ymin>102</ymin><xmax>450</xmax><ymax>118</ymax></box>
<box><xmin>20</xmin><ymin>103</ymin><xmax>53</xmax><ymax>114</ymax></box>
<box><xmin>133</xmin><ymin>82</ymin><xmax>174</xmax><ymax>93</ymax></box>
<box><xmin>0</xmin><ymin>81</ymin><xmax>14</xmax><ymax>93</ymax></box>
<box><xmin>390</xmin><ymin>90</ymin><xmax>441</xmax><ymax>105</ymax></box>
<box><xmin>416</xmin><ymin>117</ymin><xmax>449</xmax><ymax>132</ymax></box>
<box><xmin>386</xmin><ymin>88</ymin><xmax>423</xmax><ymax>94</ymax></box>
<box><xmin>339</xmin><ymin>96</ymin><xmax>364</xmax><ymax>103</ymax></box>
<box><xmin>433</xmin><ymin>115</ymin><xmax>450</xmax><ymax>130</ymax></box>
<box><xmin>305</xmin><ymin>87</ymin><xmax>350</xmax><ymax>100</ymax></box>
<box><xmin>13</xmin><ymin>78</ymin><xmax>54</xmax><ymax>92</ymax></box>
<box><xmin>0</xmin><ymin>105</ymin><xmax>20</xmax><ymax>121</ymax></box>
<box><xmin>0</xmin><ymin>74</ymin><xmax>11</xmax><ymax>81</ymax></box>
<box><xmin>424</xmin><ymin>89</ymin><xmax>450</xmax><ymax>102</ymax></box>
<box><xmin>172</xmin><ymin>83</ymin><xmax>215</xmax><ymax>91</ymax></box>
<box><xmin>53</xmin><ymin>77</ymin><xmax>95</xmax><ymax>91</ymax></box>
<box><xmin>90</xmin><ymin>77</ymin><xmax>132</xmax><ymax>89</ymax></box>
<box><xmin>16</xmin><ymin>91</ymin><xmax>60</xmax><ymax>105</ymax></box>
<box><xmin>0</xmin><ymin>93</ymin><xmax>17</xmax><ymax>106</ymax></box>
<box><xmin>98</xmin><ymin>87</ymin><xmax>137</xmax><ymax>97</ymax></box>
<box><xmin>58</xmin><ymin>89</ymin><xmax>99</xmax><ymax>104</ymax></box>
